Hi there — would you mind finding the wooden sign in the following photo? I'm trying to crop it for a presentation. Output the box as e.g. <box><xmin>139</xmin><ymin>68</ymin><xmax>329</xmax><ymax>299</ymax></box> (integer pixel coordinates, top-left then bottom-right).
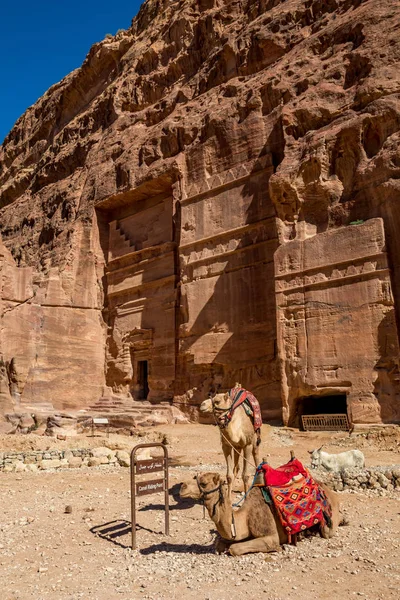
<box><xmin>130</xmin><ymin>443</ymin><xmax>169</xmax><ymax>549</ymax></box>
<box><xmin>135</xmin><ymin>458</ymin><xmax>164</xmax><ymax>474</ymax></box>
<box><xmin>136</xmin><ymin>478</ymin><xmax>164</xmax><ymax>496</ymax></box>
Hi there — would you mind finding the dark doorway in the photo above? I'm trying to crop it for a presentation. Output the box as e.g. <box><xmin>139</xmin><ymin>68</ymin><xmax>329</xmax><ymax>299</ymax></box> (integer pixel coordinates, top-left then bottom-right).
<box><xmin>300</xmin><ymin>394</ymin><xmax>347</xmax><ymax>415</ymax></box>
<box><xmin>294</xmin><ymin>394</ymin><xmax>348</xmax><ymax>429</ymax></box>
<box><xmin>137</xmin><ymin>360</ymin><xmax>149</xmax><ymax>400</ymax></box>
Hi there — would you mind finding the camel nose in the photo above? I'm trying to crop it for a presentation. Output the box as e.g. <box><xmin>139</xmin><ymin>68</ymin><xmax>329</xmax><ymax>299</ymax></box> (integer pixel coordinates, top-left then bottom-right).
<box><xmin>199</xmin><ymin>399</ymin><xmax>212</xmax><ymax>413</ymax></box>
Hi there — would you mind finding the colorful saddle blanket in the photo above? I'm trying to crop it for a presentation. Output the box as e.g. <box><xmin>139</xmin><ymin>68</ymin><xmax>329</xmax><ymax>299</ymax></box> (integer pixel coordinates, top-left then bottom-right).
<box><xmin>258</xmin><ymin>459</ymin><xmax>332</xmax><ymax>541</ymax></box>
<box><xmin>225</xmin><ymin>387</ymin><xmax>262</xmax><ymax>434</ymax></box>
<box><xmin>261</xmin><ymin>458</ymin><xmax>308</xmax><ymax>487</ymax></box>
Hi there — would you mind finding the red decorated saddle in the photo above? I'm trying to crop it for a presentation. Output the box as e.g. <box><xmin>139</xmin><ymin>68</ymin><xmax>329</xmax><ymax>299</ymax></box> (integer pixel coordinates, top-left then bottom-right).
<box><xmin>258</xmin><ymin>458</ymin><xmax>332</xmax><ymax>543</ymax></box>
<box><xmin>225</xmin><ymin>387</ymin><xmax>262</xmax><ymax>440</ymax></box>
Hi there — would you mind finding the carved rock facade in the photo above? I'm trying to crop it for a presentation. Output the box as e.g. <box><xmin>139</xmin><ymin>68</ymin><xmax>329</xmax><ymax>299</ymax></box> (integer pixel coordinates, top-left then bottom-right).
<box><xmin>0</xmin><ymin>0</ymin><xmax>399</xmax><ymax>425</ymax></box>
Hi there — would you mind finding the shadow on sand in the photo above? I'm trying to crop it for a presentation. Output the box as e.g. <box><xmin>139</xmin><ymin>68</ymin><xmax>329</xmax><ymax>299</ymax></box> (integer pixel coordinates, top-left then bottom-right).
<box><xmin>89</xmin><ymin>484</ymin><xmax>200</xmax><ymax>549</ymax></box>
<box><xmin>140</xmin><ymin>540</ymin><xmax>215</xmax><ymax>555</ymax></box>
<box><xmin>90</xmin><ymin>519</ymin><xmax>216</xmax><ymax>555</ymax></box>
<box><xmin>138</xmin><ymin>483</ymin><xmax>197</xmax><ymax>511</ymax></box>
<box><xmin>90</xmin><ymin>519</ymin><xmax>156</xmax><ymax>549</ymax></box>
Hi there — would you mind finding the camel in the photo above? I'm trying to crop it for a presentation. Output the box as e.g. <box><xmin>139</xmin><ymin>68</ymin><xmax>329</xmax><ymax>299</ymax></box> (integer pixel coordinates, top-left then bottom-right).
<box><xmin>180</xmin><ymin>472</ymin><xmax>340</xmax><ymax>556</ymax></box>
<box><xmin>200</xmin><ymin>384</ymin><xmax>260</xmax><ymax>498</ymax></box>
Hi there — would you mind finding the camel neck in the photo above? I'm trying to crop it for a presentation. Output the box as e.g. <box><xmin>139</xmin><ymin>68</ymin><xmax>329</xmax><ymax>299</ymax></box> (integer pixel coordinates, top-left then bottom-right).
<box><xmin>203</xmin><ymin>485</ymin><xmax>233</xmax><ymax>540</ymax></box>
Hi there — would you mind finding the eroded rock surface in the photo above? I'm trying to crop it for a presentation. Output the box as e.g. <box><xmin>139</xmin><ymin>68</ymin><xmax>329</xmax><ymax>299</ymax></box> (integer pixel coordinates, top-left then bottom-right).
<box><xmin>0</xmin><ymin>0</ymin><xmax>400</xmax><ymax>424</ymax></box>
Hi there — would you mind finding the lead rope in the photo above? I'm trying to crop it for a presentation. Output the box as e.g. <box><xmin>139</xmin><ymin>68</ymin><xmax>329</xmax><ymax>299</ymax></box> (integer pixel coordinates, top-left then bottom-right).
<box><xmin>232</xmin><ymin>470</ymin><xmax>260</xmax><ymax>507</ymax></box>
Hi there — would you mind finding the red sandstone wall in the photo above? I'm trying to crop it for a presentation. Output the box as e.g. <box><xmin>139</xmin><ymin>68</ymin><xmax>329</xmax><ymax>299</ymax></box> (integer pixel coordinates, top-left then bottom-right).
<box><xmin>0</xmin><ymin>0</ymin><xmax>399</xmax><ymax>423</ymax></box>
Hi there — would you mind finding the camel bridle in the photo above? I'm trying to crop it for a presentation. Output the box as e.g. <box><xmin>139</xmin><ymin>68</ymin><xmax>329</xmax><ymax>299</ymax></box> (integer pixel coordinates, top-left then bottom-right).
<box><xmin>210</xmin><ymin>394</ymin><xmax>233</xmax><ymax>429</ymax></box>
<box><xmin>195</xmin><ymin>475</ymin><xmax>237</xmax><ymax>539</ymax></box>
<box><xmin>195</xmin><ymin>475</ymin><xmax>224</xmax><ymax>517</ymax></box>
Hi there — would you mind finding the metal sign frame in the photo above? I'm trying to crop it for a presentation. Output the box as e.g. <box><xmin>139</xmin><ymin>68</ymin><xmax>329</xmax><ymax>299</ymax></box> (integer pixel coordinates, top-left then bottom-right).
<box><xmin>130</xmin><ymin>443</ymin><xmax>169</xmax><ymax>549</ymax></box>
<box><xmin>91</xmin><ymin>417</ymin><xmax>110</xmax><ymax>438</ymax></box>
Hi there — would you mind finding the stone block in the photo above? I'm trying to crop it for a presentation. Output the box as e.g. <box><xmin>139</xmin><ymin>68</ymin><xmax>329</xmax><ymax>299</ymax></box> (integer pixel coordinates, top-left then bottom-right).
<box><xmin>68</xmin><ymin>457</ymin><xmax>83</xmax><ymax>468</ymax></box>
<box><xmin>14</xmin><ymin>461</ymin><xmax>27</xmax><ymax>473</ymax></box>
<box><xmin>40</xmin><ymin>459</ymin><xmax>61</xmax><ymax>470</ymax></box>
<box><xmin>91</xmin><ymin>447</ymin><xmax>115</xmax><ymax>459</ymax></box>
<box><xmin>116</xmin><ymin>451</ymin><xmax>130</xmax><ymax>467</ymax></box>
<box><xmin>26</xmin><ymin>464</ymin><xmax>38</xmax><ymax>473</ymax></box>
<box><xmin>377</xmin><ymin>473</ymin><xmax>389</xmax><ymax>488</ymax></box>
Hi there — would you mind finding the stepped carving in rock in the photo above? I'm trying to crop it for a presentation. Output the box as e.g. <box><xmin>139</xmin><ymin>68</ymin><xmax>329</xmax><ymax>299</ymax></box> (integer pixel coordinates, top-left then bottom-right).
<box><xmin>0</xmin><ymin>0</ymin><xmax>399</xmax><ymax>426</ymax></box>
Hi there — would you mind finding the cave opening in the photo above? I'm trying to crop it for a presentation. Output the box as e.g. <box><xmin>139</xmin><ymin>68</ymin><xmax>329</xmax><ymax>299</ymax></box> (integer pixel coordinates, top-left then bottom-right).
<box><xmin>296</xmin><ymin>393</ymin><xmax>348</xmax><ymax>430</ymax></box>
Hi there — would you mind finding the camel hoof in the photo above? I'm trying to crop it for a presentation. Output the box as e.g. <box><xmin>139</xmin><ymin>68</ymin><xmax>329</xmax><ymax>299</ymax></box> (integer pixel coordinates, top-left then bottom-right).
<box><xmin>228</xmin><ymin>545</ymin><xmax>240</xmax><ymax>557</ymax></box>
<box><xmin>214</xmin><ymin>537</ymin><xmax>231</xmax><ymax>555</ymax></box>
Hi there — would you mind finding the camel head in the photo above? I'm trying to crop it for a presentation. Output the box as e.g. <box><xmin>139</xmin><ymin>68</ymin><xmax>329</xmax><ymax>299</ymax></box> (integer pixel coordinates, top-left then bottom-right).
<box><xmin>200</xmin><ymin>391</ymin><xmax>231</xmax><ymax>415</ymax></box>
<box><xmin>199</xmin><ymin>397</ymin><xmax>213</xmax><ymax>414</ymax></box>
<box><xmin>179</xmin><ymin>472</ymin><xmax>223</xmax><ymax>500</ymax></box>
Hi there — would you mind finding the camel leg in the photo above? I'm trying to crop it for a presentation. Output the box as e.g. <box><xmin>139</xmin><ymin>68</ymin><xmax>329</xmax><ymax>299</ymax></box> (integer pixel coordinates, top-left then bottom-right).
<box><xmin>321</xmin><ymin>491</ymin><xmax>340</xmax><ymax>539</ymax></box>
<box><xmin>222</xmin><ymin>442</ymin><xmax>234</xmax><ymax>499</ymax></box>
<box><xmin>233</xmin><ymin>448</ymin><xmax>241</xmax><ymax>491</ymax></box>
<box><xmin>242</xmin><ymin>444</ymin><xmax>253</xmax><ymax>493</ymax></box>
<box><xmin>252</xmin><ymin>438</ymin><xmax>260</xmax><ymax>469</ymax></box>
<box><xmin>233</xmin><ymin>448</ymin><xmax>241</xmax><ymax>479</ymax></box>
<box><xmin>229</xmin><ymin>534</ymin><xmax>281</xmax><ymax>556</ymax></box>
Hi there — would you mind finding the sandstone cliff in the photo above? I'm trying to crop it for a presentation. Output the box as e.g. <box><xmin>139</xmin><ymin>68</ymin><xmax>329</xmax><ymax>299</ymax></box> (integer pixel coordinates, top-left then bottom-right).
<box><xmin>0</xmin><ymin>0</ymin><xmax>399</xmax><ymax>425</ymax></box>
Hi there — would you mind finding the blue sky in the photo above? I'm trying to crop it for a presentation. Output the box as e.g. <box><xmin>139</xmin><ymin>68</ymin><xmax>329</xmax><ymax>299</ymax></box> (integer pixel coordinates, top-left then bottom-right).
<box><xmin>0</xmin><ymin>1</ymin><xmax>143</xmax><ymax>144</ymax></box>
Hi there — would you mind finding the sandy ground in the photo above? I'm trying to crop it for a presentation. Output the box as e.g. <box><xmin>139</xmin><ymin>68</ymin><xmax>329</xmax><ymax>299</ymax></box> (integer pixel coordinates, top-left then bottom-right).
<box><xmin>1</xmin><ymin>424</ymin><xmax>400</xmax><ymax>600</ymax></box>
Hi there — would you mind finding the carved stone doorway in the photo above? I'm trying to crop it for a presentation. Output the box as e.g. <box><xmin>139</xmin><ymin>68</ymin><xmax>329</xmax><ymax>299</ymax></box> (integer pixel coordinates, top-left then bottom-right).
<box><xmin>122</xmin><ymin>328</ymin><xmax>153</xmax><ymax>402</ymax></box>
<box><xmin>129</xmin><ymin>345</ymin><xmax>151</xmax><ymax>401</ymax></box>
<box><xmin>294</xmin><ymin>393</ymin><xmax>348</xmax><ymax>429</ymax></box>
<box><xmin>136</xmin><ymin>359</ymin><xmax>149</xmax><ymax>400</ymax></box>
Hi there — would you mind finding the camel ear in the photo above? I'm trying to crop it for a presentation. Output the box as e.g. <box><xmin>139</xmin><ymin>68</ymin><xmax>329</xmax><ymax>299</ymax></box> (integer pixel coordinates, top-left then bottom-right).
<box><xmin>213</xmin><ymin>474</ymin><xmax>220</xmax><ymax>485</ymax></box>
<box><xmin>318</xmin><ymin>445</ymin><xmax>323</xmax><ymax>451</ymax></box>
<box><xmin>308</xmin><ymin>450</ymin><xmax>313</xmax><ymax>454</ymax></box>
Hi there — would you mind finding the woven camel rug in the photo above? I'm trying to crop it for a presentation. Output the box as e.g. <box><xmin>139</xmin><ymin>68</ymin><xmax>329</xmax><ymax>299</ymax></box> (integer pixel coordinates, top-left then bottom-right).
<box><xmin>259</xmin><ymin>459</ymin><xmax>332</xmax><ymax>542</ymax></box>
<box><xmin>227</xmin><ymin>387</ymin><xmax>262</xmax><ymax>433</ymax></box>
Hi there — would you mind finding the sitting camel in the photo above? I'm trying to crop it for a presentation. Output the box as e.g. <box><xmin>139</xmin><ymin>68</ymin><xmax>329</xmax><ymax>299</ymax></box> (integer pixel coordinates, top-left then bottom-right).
<box><xmin>180</xmin><ymin>472</ymin><xmax>340</xmax><ymax>556</ymax></box>
<box><xmin>200</xmin><ymin>384</ymin><xmax>261</xmax><ymax>499</ymax></box>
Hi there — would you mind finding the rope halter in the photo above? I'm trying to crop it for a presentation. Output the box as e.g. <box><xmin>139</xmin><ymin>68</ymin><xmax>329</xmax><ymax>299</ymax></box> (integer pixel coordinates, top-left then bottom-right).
<box><xmin>210</xmin><ymin>394</ymin><xmax>232</xmax><ymax>429</ymax></box>
<box><xmin>195</xmin><ymin>475</ymin><xmax>224</xmax><ymax>517</ymax></box>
